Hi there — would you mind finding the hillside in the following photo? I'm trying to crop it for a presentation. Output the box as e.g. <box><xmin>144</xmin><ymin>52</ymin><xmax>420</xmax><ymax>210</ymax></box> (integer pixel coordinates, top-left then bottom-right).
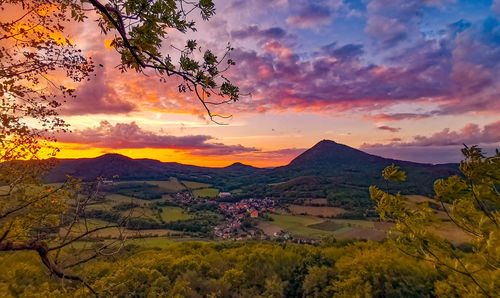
<box><xmin>41</xmin><ymin>140</ymin><xmax>459</xmax><ymax>201</ymax></box>
<box><xmin>43</xmin><ymin>154</ymin><xmax>263</xmax><ymax>183</ymax></box>
<box><xmin>268</xmin><ymin>140</ymin><xmax>459</xmax><ymax>195</ymax></box>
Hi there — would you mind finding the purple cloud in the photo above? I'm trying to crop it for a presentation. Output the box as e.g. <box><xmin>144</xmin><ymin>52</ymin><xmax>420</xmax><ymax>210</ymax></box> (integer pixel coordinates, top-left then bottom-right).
<box><xmin>362</xmin><ymin>120</ymin><xmax>500</xmax><ymax>148</ymax></box>
<box><xmin>367</xmin><ymin>112</ymin><xmax>437</xmax><ymax>122</ymax></box>
<box><xmin>361</xmin><ymin>120</ymin><xmax>500</xmax><ymax>163</ymax></box>
<box><xmin>231</xmin><ymin>25</ymin><xmax>287</xmax><ymax>41</ymax></box>
<box><xmin>56</xmin><ymin>121</ymin><xmax>259</xmax><ymax>155</ymax></box>
<box><xmin>492</xmin><ymin>0</ymin><xmax>500</xmax><ymax>14</ymax></box>
<box><xmin>218</xmin><ymin>15</ymin><xmax>500</xmax><ymax>118</ymax></box>
<box><xmin>320</xmin><ymin>43</ymin><xmax>364</xmax><ymax>60</ymax></box>
<box><xmin>366</xmin><ymin>16</ymin><xmax>409</xmax><ymax>48</ymax></box>
<box><xmin>59</xmin><ymin>67</ymin><xmax>136</xmax><ymax>116</ymax></box>
<box><xmin>377</xmin><ymin>126</ymin><xmax>401</xmax><ymax>133</ymax></box>
<box><xmin>286</xmin><ymin>4</ymin><xmax>333</xmax><ymax>28</ymax></box>
<box><xmin>363</xmin><ymin>145</ymin><xmax>469</xmax><ymax>164</ymax></box>
<box><xmin>229</xmin><ymin>0</ymin><xmax>287</xmax><ymax>10</ymax></box>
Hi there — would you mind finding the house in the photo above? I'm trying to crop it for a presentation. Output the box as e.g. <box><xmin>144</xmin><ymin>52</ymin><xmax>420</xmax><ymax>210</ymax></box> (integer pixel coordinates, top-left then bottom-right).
<box><xmin>101</xmin><ymin>179</ymin><xmax>114</xmax><ymax>185</ymax></box>
<box><xmin>219</xmin><ymin>192</ymin><xmax>231</xmax><ymax>198</ymax></box>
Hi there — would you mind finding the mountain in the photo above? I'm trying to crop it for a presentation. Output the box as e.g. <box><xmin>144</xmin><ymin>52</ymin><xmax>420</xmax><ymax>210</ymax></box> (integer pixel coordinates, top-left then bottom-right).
<box><xmin>41</xmin><ymin>140</ymin><xmax>459</xmax><ymax>197</ymax></box>
<box><xmin>287</xmin><ymin>140</ymin><xmax>383</xmax><ymax>168</ymax></box>
<box><xmin>225</xmin><ymin>162</ymin><xmax>256</xmax><ymax>170</ymax></box>
<box><xmin>43</xmin><ymin>154</ymin><xmax>263</xmax><ymax>183</ymax></box>
<box><xmin>268</xmin><ymin>140</ymin><xmax>459</xmax><ymax>196</ymax></box>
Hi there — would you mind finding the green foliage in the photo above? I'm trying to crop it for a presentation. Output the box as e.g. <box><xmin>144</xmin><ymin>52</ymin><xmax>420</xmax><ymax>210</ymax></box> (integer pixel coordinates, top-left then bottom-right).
<box><xmin>0</xmin><ymin>240</ymin><xmax>453</xmax><ymax>297</ymax></box>
<box><xmin>333</xmin><ymin>243</ymin><xmax>437</xmax><ymax>297</ymax></box>
<box><xmin>111</xmin><ymin>182</ymin><xmax>166</xmax><ymax>200</ymax></box>
<box><xmin>382</xmin><ymin>163</ymin><xmax>407</xmax><ymax>182</ymax></box>
<box><xmin>370</xmin><ymin>146</ymin><xmax>500</xmax><ymax>297</ymax></box>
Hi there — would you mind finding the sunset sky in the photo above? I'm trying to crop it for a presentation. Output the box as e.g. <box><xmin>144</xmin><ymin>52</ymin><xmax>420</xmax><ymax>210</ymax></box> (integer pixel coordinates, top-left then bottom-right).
<box><xmin>52</xmin><ymin>0</ymin><xmax>500</xmax><ymax>167</ymax></box>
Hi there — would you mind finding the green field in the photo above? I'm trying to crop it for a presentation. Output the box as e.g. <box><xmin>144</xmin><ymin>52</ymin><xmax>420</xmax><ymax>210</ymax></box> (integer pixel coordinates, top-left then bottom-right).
<box><xmin>267</xmin><ymin>214</ymin><xmax>389</xmax><ymax>240</ymax></box>
<box><xmin>192</xmin><ymin>188</ymin><xmax>219</xmax><ymax>198</ymax></box>
<box><xmin>269</xmin><ymin>214</ymin><xmax>336</xmax><ymax>238</ymax></box>
<box><xmin>160</xmin><ymin>207</ymin><xmax>191</xmax><ymax>222</ymax></box>
<box><xmin>145</xmin><ymin>178</ymin><xmax>186</xmax><ymax>192</ymax></box>
<box><xmin>182</xmin><ymin>181</ymin><xmax>211</xmax><ymax>189</ymax></box>
<box><xmin>106</xmin><ymin>193</ymin><xmax>157</xmax><ymax>205</ymax></box>
<box><xmin>127</xmin><ymin>237</ymin><xmax>176</xmax><ymax>248</ymax></box>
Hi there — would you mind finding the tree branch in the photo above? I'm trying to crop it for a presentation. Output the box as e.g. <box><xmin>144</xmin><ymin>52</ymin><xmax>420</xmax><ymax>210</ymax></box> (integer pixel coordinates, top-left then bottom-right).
<box><xmin>0</xmin><ymin>240</ymin><xmax>97</xmax><ymax>296</ymax></box>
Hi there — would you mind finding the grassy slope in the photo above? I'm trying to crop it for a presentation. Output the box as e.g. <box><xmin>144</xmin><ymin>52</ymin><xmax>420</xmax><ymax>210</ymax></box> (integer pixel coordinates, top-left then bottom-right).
<box><xmin>182</xmin><ymin>181</ymin><xmax>211</xmax><ymax>189</ymax></box>
<box><xmin>192</xmin><ymin>188</ymin><xmax>219</xmax><ymax>198</ymax></box>
<box><xmin>161</xmin><ymin>207</ymin><xmax>191</xmax><ymax>222</ymax></box>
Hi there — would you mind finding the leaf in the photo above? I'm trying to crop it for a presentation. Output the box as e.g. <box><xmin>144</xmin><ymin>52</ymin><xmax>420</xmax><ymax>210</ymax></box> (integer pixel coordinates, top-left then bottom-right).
<box><xmin>382</xmin><ymin>164</ymin><xmax>406</xmax><ymax>182</ymax></box>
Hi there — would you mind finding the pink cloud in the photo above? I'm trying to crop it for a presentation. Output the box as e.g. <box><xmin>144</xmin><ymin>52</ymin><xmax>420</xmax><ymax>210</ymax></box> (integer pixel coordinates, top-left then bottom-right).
<box><xmin>362</xmin><ymin>120</ymin><xmax>500</xmax><ymax>148</ymax></box>
<box><xmin>377</xmin><ymin>125</ymin><xmax>401</xmax><ymax>133</ymax></box>
<box><xmin>56</xmin><ymin>121</ymin><xmax>259</xmax><ymax>155</ymax></box>
<box><xmin>59</xmin><ymin>66</ymin><xmax>136</xmax><ymax>116</ymax></box>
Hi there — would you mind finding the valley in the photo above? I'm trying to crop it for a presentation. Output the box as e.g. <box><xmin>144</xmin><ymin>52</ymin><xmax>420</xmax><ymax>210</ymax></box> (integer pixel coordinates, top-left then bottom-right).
<box><xmin>44</xmin><ymin>140</ymin><xmax>467</xmax><ymax>246</ymax></box>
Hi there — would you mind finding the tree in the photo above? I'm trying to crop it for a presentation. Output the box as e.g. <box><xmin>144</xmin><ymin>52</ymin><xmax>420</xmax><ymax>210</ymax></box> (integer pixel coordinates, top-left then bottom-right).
<box><xmin>1</xmin><ymin>0</ymin><xmax>239</xmax><ymax>294</ymax></box>
<box><xmin>370</xmin><ymin>146</ymin><xmax>500</xmax><ymax>297</ymax></box>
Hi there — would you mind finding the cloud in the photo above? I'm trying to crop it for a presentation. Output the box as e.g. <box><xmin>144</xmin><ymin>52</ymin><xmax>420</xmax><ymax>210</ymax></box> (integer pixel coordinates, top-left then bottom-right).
<box><xmin>363</xmin><ymin>145</ymin><xmax>471</xmax><ymax>164</ymax></box>
<box><xmin>56</xmin><ymin>121</ymin><xmax>259</xmax><ymax>155</ymax></box>
<box><xmin>364</xmin><ymin>0</ymin><xmax>456</xmax><ymax>48</ymax></box>
<box><xmin>231</xmin><ymin>25</ymin><xmax>288</xmax><ymax>42</ymax></box>
<box><xmin>320</xmin><ymin>43</ymin><xmax>364</xmax><ymax>60</ymax></box>
<box><xmin>388</xmin><ymin>137</ymin><xmax>402</xmax><ymax>142</ymax></box>
<box><xmin>361</xmin><ymin>120</ymin><xmax>500</xmax><ymax>163</ymax></box>
<box><xmin>362</xmin><ymin>120</ymin><xmax>500</xmax><ymax>148</ymax></box>
<box><xmin>365</xmin><ymin>16</ymin><xmax>408</xmax><ymax>48</ymax></box>
<box><xmin>59</xmin><ymin>61</ymin><xmax>136</xmax><ymax>116</ymax></box>
<box><xmin>377</xmin><ymin>125</ymin><xmax>401</xmax><ymax>133</ymax></box>
<box><xmin>230</xmin><ymin>147</ymin><xmax>308</xmax><ymax>166</ymax></box>
<box><xmin>221</xmin><ymin>14</ymin><xmax>500</xmax><ymax>118</ymax></box>
<box><xmin>286</xmin><ymin>5</ymin><xmax>333</xmax><ymax>28</ymax></box>
<box><xmin>366</xmin><ymin>112</ymin><xmax>437</xmax><ymax>122</ymax></box>
<box><xmin>227</xmin><ymin>41</ymin><xmax>448</xmax><ymax>114</ymax></box>
<box><xmin>284</xmin><ymin>0</ymin><xmax>347</xmax><ymax>29</ymax></box>
<box><xmin>493</xmin><ymin>0</ymin><xmax>500</xmax><ymax>15</ymax></box>
<box><xmin>59</xmin><ymin>0</ymin><xmax>500</xmax><ymax>122</ymax></box>
<box><xmin>229</xmin><ymin>0</ymin><xmax>287</xmax><ymax>10</ymax></box>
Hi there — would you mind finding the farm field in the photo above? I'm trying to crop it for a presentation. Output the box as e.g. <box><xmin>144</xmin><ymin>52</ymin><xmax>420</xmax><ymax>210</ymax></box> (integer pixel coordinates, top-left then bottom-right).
<box><xmin>262</xmin><ymin>207</ymin><xmax>469</xmax><ymax>244</ymax></box>
<box><xmin>182</xmin><ymin>181</ymin><xmax>211</xmax><ymax>189</ymax></box>
<box><xmin>266</xmin><ymin>214</ymin><xmax>335</xmax><ymax>239</ymax></box>
<box><xmin>144</xmin><ymin>178</ymin><xmax>186</xmax><ymax>192</ymax></box>
<box><xmin>107</xmin><ymin>193</ymin><xmax>157</xmax><ymax>205</ymax></box>
<box><xmin>265</xmin><ymin>214</ymin><xmax>390</xmax><ymax>240</ymax></box>
<box><xmin>405</xmin><ymin>195</ymin><xmax>454</xmax><ymax>220</ymax></box>
<box><xmin>302</xmin><ymin>198</ymin><xmax>329</xmax><ymax>205</ymax></box>
<box><xmin>128</xmin><ymin>236</ymin><xmax>212</xmax><ymax>247</ymax></box>
<box><xmin>288</xmin><ymin>205</ymin><xmax>346</xmax><ymax>217</ymax></box>
<box><xmin>160</xmin><ymin>207</ymin><xmax>192</xmax><ymax>222</ymax></box>
<box><xmin>192</xmin><ymin>188</ymin><xmax>219</xmax><ymax>198</ymax></box>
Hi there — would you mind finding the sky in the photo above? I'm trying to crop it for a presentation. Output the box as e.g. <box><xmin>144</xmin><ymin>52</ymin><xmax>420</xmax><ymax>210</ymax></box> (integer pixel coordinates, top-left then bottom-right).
<box><xmin>47</xmin><ymin>0</ymin><xmax>500</xmax><ymax>167</ymax></box>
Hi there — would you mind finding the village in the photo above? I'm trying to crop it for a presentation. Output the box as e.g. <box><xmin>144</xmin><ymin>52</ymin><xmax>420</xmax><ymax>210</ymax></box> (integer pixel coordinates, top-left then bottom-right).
<box><xmin>214</xmin><ymin>197</ymin><xmax>277</xmax><ymax>238</ymax></box>
<box><xmin>173</xmin><ymin>191</ymin><xmax>278</xmax><ymax>238</ymax></box>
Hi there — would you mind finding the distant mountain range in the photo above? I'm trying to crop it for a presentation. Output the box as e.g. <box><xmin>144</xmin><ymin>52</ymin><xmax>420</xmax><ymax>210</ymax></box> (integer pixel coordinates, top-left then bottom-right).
<box><xmin>42</xmin><ymin>140</ymin><xmax>460</xmax><ymax>196</ymax></box>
